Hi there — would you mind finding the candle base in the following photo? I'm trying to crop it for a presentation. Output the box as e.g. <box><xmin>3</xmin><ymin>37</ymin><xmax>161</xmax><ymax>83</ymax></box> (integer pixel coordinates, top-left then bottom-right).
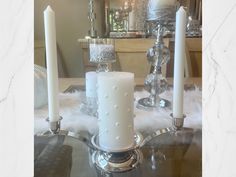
<box><xmin>170</xmin><ymin>113</ymin><xmax>186</xmax><ymax>130</ymax></box>
<box><xmin>91</xmin><ymin>132</ymin><xmax>143</xmax><ymax>173</ymax></box>
<box><xmin>46</xmin><ymin>117</ymin><xmax>63</xmax><ymax>135</ymax></box>
<box><xmin>92</xmin><ymin>149</ymin><xmax>143</xmax><ymax>173</ymax></box>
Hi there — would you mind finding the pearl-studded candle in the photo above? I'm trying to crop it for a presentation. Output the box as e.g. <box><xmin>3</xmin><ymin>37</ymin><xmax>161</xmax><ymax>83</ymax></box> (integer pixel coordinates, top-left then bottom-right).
<box><xmin>85</xmin><ymin>71</ymin><xmax>97</xmax><ymax>98</ymax></box>
<box><xmin>97</xmin><ymin>72</ymin><xmax>134</xmax><ymax>151</ymax></box>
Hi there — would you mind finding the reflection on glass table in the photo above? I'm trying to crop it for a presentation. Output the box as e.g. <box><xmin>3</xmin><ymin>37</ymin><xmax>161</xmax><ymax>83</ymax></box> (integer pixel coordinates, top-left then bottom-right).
<box><xmin>34</xmin><ymin>128</ymin><xmax>201</xmax><ymax>177</ymax></box>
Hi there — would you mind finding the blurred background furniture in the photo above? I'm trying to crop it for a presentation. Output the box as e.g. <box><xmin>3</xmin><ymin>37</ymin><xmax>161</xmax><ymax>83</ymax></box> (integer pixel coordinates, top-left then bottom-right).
<box><xmin>34</xmin><ymin>40</ymin><xmax>68</xmax><ymax>77</ymax></box>
<box><xmin>185</xmin><ymin>37</ymin><xmax>202</xmax><ymax>77</ymax></box>
<box><xmin>34</xmin><ymin>0</ymin><xmax>201</xmax><ymax>78</ymax></box>
<box><xmin>34</xmin><ymin>40</ymin><xmax>46</xmax><ymax>67</ymax></box>
<box><xmin>78</xmin><ymin>37</ymin><xmax>202</xmax><ymax>78</ymax></box>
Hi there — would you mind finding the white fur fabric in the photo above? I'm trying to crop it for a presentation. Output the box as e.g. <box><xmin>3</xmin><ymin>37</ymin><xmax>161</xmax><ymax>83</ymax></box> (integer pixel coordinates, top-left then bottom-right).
<box><xmin>34</xmin><ymin>88</ymin><xmax>202</xmax><ymax>134</ymax></box>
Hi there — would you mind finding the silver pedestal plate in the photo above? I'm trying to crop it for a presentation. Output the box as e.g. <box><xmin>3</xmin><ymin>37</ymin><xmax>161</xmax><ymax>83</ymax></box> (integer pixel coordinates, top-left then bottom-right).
<box><xmin>137</xmin><ymin>6</ymin><xmax>176</xmax><ymax>110</ymax></box>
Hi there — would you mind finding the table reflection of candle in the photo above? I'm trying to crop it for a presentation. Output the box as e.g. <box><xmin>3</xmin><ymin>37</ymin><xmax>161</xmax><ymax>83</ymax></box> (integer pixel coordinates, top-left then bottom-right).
<box><xmin>86</xmin><ymin>71</ymin><xmax>97</xmax><ymax>98</ymax></box>
<box><xmin>97</xmin><ymin>72</ymin><xmax>134</xmax><ymax>151</ymax></box>
<box><xmin>44</xmin><ymin>6</ymin><xmax>60</xmax><ymax>122</ymax></box>
<box><xmin>173</xmin><ymin>6</ymin><xmax>186</xmax><ymax>118</ymax></box>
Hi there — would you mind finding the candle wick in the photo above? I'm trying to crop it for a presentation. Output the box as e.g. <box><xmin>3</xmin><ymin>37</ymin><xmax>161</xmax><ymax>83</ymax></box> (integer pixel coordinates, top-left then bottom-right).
<box><xmin>46</xmin><ymin>5</ymin><xmax>53</xmax><ymax>12</ymax></box>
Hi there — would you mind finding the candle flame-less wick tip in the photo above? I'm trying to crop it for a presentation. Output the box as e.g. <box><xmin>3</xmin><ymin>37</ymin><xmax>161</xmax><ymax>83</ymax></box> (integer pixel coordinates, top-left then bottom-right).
<box><xmin>178</xmin><ymin>6</ymin><xmax>186</xmax><ymax>12</ymax></box>
<box><xmin>45</xmin><ymin>5</ymin><xmax>53</xmax><ymax>12</ymax></box>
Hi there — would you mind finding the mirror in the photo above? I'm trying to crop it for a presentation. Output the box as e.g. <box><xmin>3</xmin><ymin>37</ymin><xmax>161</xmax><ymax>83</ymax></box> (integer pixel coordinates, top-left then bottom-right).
<box><xmin>101</xmin><ymin>0</ymin><xmax>202</xmax><ymax>38</ymax></box>
<box><xmin>103</xmin><ymin>0</ymin><xmax>148</xmax><ymax>38</ymax></box>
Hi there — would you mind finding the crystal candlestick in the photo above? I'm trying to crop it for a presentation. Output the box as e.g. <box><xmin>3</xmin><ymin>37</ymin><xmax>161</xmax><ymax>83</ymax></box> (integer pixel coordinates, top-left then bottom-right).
<box><xmin>137</xmin><ymin>6</ymin><xmax>176</xmax><ymax>110</ymax></box>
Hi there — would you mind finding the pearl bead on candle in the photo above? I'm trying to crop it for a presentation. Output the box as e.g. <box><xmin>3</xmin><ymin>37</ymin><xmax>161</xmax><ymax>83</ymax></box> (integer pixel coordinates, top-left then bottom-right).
<box><xmin>97</xmin><ymin>72</ymin><xmax>134</xmax><ymax>151</ymax></box>
<box><xmin>173</xmin><ymin>6</ymin><xmax>186</xmax><ymax>118</ymax></box>
<box><xmin>44</xmin><ymin>6</ymin><xmax>60</xmax><ymax>122</ymax></box>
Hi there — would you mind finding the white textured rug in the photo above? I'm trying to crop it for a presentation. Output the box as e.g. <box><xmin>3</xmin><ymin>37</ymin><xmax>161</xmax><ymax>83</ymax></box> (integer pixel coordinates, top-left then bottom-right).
<box><xmin>34</xmin><ymin>88</ymin><xmax>202</xmax><ymax>134</ymax></box>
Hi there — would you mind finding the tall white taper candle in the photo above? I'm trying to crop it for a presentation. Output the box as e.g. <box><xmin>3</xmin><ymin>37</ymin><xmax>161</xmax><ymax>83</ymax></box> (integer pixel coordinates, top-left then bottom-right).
<box><xmin>173</xmin><ymin>6</ymin><xmax>186</xmax><ymax>118</ymax></box>
<box><xmin>44</xmin><ymin>6</ymin><xmax>60</xmax><ymax>122</ymax></box>
<box><xmin>97</xmin><ymin>72</ymin><xmax>134</xmax><ymax>151</ymax></box>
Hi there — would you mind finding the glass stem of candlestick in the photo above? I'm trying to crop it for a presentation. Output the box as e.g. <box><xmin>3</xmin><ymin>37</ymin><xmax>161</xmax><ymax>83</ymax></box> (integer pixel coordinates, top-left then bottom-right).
<box><xmin>157</xmin><ymin>24</ymin><xmax>164</xmax><ymax>67</ymax></box>
<box><xmin>149</xmin><ymin>72</ymin><xmax>160</xmax><ymax>106</ymax></box>
<box><xmin>96</xmin><ymin>63</ymin><xmax>109</xmax><ymax>72</ymax></box>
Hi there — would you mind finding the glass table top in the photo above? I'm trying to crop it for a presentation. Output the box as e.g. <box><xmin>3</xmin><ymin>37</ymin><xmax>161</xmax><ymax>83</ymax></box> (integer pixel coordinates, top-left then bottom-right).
<box><xmin>34</xmin><ymin>128</ymin><xmax>202</xmax><ymax>177</ymax></box>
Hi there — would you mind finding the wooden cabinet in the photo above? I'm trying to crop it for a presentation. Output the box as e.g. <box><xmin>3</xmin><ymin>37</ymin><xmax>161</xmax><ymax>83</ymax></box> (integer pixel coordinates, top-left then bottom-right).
<box><xmin>113</xmin><ymin>38</ymin><xmax>169</xmax><ymax>77</ymax></box>
<box><xmin>186</xmin><ymin>38</ymin><xmax>202</xmax><ymax>77</ymax></box>
<box><xmin>34</xmin><ymin>40</ymin><xmax>46</xmax><ymax>67</ymax></box>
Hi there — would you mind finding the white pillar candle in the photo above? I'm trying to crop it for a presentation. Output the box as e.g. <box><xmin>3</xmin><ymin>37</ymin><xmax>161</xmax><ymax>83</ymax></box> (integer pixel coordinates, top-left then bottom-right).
<box><xmin>148</xmin><ymin>0</ymin><xmax>176</xmax><ymax>9</ymax></box>
<box><xmin>97</xmin><ymin>72</ymin><xmax>134</xmax><ymax>151</ymax></box>
<box><xmin>86</xmin><ymin>71</ymin><xmax>97</xmax><ymax>98</ymax></box>
<box><xmin>44</xmin><ymin>6</ymin><xmax>60</xmax><ymax>122</ymax></box>
<box><xmin>173</xmin><ymin>6</ymin><xmax>186</xmax><ymax>118</ymax></box>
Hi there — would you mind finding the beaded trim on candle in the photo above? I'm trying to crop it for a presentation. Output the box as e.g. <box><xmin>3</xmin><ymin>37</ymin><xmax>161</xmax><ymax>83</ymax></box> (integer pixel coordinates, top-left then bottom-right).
<box><xmin>89</xmin><ymin>44</ymin><xmax>115</xmax><ymax>63</ymax></box>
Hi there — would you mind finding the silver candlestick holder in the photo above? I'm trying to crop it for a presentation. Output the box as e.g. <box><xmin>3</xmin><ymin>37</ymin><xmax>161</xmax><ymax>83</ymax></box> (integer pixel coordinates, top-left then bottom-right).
<box><xmin>137</xmin><ymin>5</ymin><xmax>176</xmax><ymax>110</ymax></box>
<box><xmin>170</xmin><ymin>113</ymin><xmax>186</xmax><ymax>131</ymax></box>
<box><xmin>45</xmin><ymin>117</ymin><xmax>63</xmax><ymax>135</ymax></box>
<box><xmin>91</xmin><ymin>132</ymin><xmax>143</xmax><ymax>173</ymax></box>
<box><xmin>41</xmin><ymin>117</ymin><xmax>95</xmax><ymax>149</ymax></box>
